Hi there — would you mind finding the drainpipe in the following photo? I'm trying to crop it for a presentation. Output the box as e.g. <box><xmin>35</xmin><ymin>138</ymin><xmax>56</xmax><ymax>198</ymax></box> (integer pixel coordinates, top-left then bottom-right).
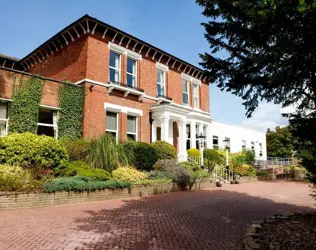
<box><xmin>149</xmin><ymin>112</ymin><xmax>153</xmax><ymax>143</ymax></box>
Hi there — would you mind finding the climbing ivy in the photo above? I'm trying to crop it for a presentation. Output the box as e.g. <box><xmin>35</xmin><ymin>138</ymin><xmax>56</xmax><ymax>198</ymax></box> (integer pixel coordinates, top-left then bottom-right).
<box><xmin>58</xmin><ymin>83</ymin><xmax>84</xmax><ymax>140</ymax></box>
<box><xmin>8</xmin><ymin>76</ymin><xmax>43</xmax><ymax>133</ymax></box>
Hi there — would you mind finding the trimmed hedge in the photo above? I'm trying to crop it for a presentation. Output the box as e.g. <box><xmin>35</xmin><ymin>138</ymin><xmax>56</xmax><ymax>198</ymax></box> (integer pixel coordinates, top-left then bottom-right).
<box><xmin>151</xmin><ymin>141</ymin><xmax>177</xmax><ymax>160</ymax></box>
<box><xmin>53</xmin><ymin>161</ymin><xmax>110</xmax><ymax>180</ymax></box>
<box><xmin>43</xmin><ymin>176</ymin><xmax>130</xmax><ymax>193</ymax></box>
<box><xmin>0</xmin><ymin>133</ymin><xmax>68</xmax><ymax>168</ymax></box>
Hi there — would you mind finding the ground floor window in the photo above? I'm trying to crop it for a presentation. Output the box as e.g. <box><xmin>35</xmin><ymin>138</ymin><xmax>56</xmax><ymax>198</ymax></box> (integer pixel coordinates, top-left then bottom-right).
<box><xmin>195</xmin><ymin>124</ymin><xmax>200</xmax><ymax>150</ymax></box>
<box><xmin>0</xmin><ymin>103</ymin><xmax>8</xmax><ymax>136</ymax></box>
<box><xmin>203</xmin><ymin>125</ymin><xmax>207</xmax><ymax>149</ymax></box>
<box><xmin>213</xmin><ymin>136</ymin><xmax>219</xmax><ymax>150</ymax></box>
<box><xmin>156</xmin><ymin>127</ymin><xmax>161</xmax><ymax>141</ymax></box>
<box><xmin>186</xmin><ymin>124</ymin><xmax>191</xmax><ymax>150</ymax></box>
<box><xmin>251</xmin><ymin>141</ymin><xmax>255</xmax><ymax>155</ymax></box>
<box><xmin>127</xmin><ymin>115</ymin><xmax>137</xmax><ymax>141</ymax></box>
<box><xmin>106</xmin><ymin>111</ymin><xmax>118</xmax><ymax>141</ymax></box>
<box><xmin>242</xmin><ymin>140</ymin><xmax>246</xmax><ymax>151</ymax></box>
<box><xmin>37</xmin><ymin>108</ymin><xmax>58</xmax><ymax>138</ymax></box>
<box><xmin>259</xmin><ymin>143</ymin><xmax>263</xmax><ymax>157</ymax></box>
<box><xmin>225</xmin><ymin>137</ymin><xmax>231</xmax><ymax>152</ymax></box>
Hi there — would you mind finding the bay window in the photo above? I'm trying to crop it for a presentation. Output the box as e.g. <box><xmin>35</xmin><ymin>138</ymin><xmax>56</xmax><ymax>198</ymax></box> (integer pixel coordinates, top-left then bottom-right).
<box><xmin>109</xmin><ymin>51</ymin><xmax>121</xmax><ymax>83</ymax></box>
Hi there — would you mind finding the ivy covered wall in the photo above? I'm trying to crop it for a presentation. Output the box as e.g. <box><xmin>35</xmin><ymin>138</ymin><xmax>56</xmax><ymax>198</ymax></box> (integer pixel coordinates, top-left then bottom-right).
<box><xmin>58</xmin><ymin>83</ymin><xmax>85</xmax><ymax>140</ymax></box>
<box><xmin>8</xmin><ymin>76</ymin><xmax>43</xmax><ymax>133</ymax></box>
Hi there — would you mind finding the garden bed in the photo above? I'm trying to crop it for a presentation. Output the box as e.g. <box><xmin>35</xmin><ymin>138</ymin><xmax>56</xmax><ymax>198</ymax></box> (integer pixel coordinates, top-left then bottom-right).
<box><xmin>243</xmin><ymin>212</ymin><xmax>316</xmax><ymax>250</ymax></box>
<box><xmin>0</xmin><ymin>178</ymin><xmax>214</xmax><ymax>210</ymax></box>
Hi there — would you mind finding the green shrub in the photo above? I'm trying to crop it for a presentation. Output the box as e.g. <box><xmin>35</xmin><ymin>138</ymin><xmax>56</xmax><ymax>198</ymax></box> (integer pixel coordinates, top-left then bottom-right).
<box><xmin>153</xmin><ymin>159</ymin><xmax>178</xmax><ymax>170</ymax></box>
<box><xmin>85</xmin><ymin>134</ymin><xmax>128</xmax><ymax>172</ymax></box>
<box><xmin>61</xmin><ymin>139</ymin><xmax>88</xmax><ymax>161</ymax></box>
<box><xmin>233</xmin><ymin>164</ymin><xmax>252</xmax><ymax>176</ymax></box>
<box><xmin>134</xmin><ymin>142</ymin><xmax>158</xmax><ymax>171</ymax></box>
<box><xmin>151</xmin><ymin>141</ymin><xmax>177</xmax><ymax>160</ymax></box>
<box><xmin>132</xmin><ymin>179</ymin><xmax>172</xmax><ymax>186</ymax></box>
<box><xmin>112</xmin><ymin>167</ymin><xmax>147</xmax><ymax>183</ymax></box>
<box><xmin>203</xmin><ymin>149</ymin><xmax>225</xmax><ymax>171</ymax></box>
<box><xmin>244</xmin><ymin>166</ymin><xmax>257</xmax><ymax>177</ymax></box>
<box><xmin>122</xmin><ymin>140</ymin><xmax>138</xmax><ymax>166</ymax></box>
<box><xmin>0</xmin><ymin>165</ymin><xmax>43</xmax><ymax>192</ymax></box>
<box><xmin>0</xmin><ymin>133</ymin><xmax>68</xmax><ymax>168</ymax></box>
<box><xmin>187</xmin><ymin>148</ymin><xmax>201</xmax><ymax>157</ymax></box>
<box><xmin>147</xmin><ymin>170</ymin><xmax>170</xmax><ymax>180</ymax></box>
<box><xmin>54</xmin><ymin>161</ymin><xmax>110</xmax><ymax>180</ymax></box>
<box><xmin>180</xmin><ymin>161</ymin><xmax>210</xmax><ymax>179</ymax></box>
<box><xmin>43</xmin><ymin>176</ymin><xmax>130</xmax><ymax>193</ymax></box>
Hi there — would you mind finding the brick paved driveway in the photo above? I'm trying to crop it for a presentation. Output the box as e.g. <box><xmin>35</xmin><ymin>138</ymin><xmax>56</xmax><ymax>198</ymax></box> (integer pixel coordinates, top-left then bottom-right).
<box><xmin>0</xmin><ymin>181</ymin><xmax>315</xmax><ymax>250</ymax></box>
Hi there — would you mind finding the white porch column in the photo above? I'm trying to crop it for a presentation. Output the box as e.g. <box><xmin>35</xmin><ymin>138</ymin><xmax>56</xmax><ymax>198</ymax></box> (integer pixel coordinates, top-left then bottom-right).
<box><xmin>190</xmin><ymin>120</ymin><xmax>196</xmax><ymax>149</ymax></box>
<box><xmin>152</xmin><ymin>120</ymin><xmax>157</xmax><ymax>142</ymax></box>
<box><xmin>206</xmin><ymin>124</ymin><xmax>212</xmax><ymax>149</ymax></box>
<box><xmin>178</xmin><ymin>119</ymin><xmax>187</xmax><ymax>162</ymax></box>
<box><xmin>160</xmin><ymin>114</ymin><xmax>170</xmax><ymax>142</ymax></box>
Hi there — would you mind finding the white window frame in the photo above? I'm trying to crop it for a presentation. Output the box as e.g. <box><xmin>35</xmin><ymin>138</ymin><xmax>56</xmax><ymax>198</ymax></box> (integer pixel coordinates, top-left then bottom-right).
<box><xmin>225</xmin><ymin>137</ymin><xmax>231</xmax><ymax>152</ymax></box>
<box><xmin>0</xmin><ymin>102</ymin><xmax>9</xmax><ymax>137</ymax></box>
<box><xmin>37</xmin><ymin>108</ymin><xmax>58</xmax><ymax>139</ymax></box>
<box><xmin>126</xmin><ymin>57</ymin><xmax>137</xmax><ymax>87</ymax></box>
<box><xmin>156</xmin><ymin>62</ymin><xmax>168</xmax><ymax>96</ymax></box>
<box><xmin>109</xmin><ymin>50</ymin><xmax>121</xmax><ymax>83</ymax></box>
<box><xmin>251</xmin><ymin>141</ymin><xmax>255</xmax><ymax>154</ymax></box>
<box><xmin>186</xmin><ymin>124</ymin><xmax>191</xmax><ymax>150</ymax></box>
<box><xmin>193</xmin><ymin>83</ymin><xmax>200</xmax><ymax>109</ymax></box>
<box><xmin>127</xmin><ymin>115</ymin><xmax>138</xmax><ymax>141</ymax></box>
<box><xmin>106</xmin><ymin>111</ymin><xmax>119</xmax><ymax>143</ymax></box>
<box><xmin>203</xmin><ymin>125</ymin><xmax>207</xmax><ymax>148</ymax></box>
<box><xmin>157</xmin><ymin>69</ymin><xmax>166</xmax><ymax>96</ymax></box>
<box><xmin>182</xmin><ymin>79</ymin><xmax>190</xmax><ymax>105</ymax></box>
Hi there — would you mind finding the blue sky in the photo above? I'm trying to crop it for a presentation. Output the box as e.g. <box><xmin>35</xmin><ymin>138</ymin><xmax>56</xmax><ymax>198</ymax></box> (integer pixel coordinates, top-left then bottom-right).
<box><xmin>1</xmin><ymin>0</ymin><xmax>287</xmax><ymax>132</ymax></box>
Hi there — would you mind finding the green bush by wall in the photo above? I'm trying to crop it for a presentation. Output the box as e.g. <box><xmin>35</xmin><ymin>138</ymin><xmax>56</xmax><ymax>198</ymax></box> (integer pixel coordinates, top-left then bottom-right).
<box><xmin>8</xmin><ymin>76</ymin><xmax>43</xmax><ymax>133</ymax></box>
<box><xmin>187</xmin><ymin>148</ymin><xmax>201</xmax><ymax>157</ymax></box>
<box><xmin>58</xmin><ymin>83</ymin><xmax>84</xmax><ymax>140</ymax></box>
<box><xmin>134</xmin><ymin>142</ymin><xmax>158</xmax><ymax>171</ymax></box>
<box><xmin>151</xmin><ymin>141</ymin><xmax>177</xmax><ymax>160</ymax></box>
<box><xmin>0</xmin><ymin>133</ymin><xmax>68</xmax><ymax>168</ymax></box>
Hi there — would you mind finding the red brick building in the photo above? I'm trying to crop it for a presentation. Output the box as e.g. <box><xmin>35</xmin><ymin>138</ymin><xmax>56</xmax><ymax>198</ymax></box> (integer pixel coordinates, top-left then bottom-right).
<box><xmin>0</xmin><ymin>15</ymin><xmax>215</xmax><ymax>161</ymax></box>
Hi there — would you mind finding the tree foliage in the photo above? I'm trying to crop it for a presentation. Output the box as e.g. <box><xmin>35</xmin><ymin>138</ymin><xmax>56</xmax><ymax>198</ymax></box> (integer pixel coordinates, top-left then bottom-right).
<box><xmin>266</xmin><ymin>126</ymin><xmax>295</xmax><ymax>157</ymax></box>
<box><xmin>197</xmin><ymin>0</ymin><xmax>316</xmax><ymax>180</ymax></box>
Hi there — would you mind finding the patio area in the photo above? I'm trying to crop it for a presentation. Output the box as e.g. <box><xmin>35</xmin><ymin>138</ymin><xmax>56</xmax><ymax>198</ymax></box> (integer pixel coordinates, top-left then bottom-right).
<box><xmin>0</xmin><ymin>181</ymin><xmax>315</xmax><ymax>250</ymax></box>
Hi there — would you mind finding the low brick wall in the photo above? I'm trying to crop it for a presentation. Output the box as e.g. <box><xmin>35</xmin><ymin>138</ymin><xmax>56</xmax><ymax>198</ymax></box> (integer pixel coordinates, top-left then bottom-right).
<box><xmin>0</xmin><ymin>179</ymin><xmax>214</xmax><ymax>210</ymax></box>
<box><xmin>239</xmin><ymin>176</ymin><xmax>259</xmax><ymax>183</ymax></box>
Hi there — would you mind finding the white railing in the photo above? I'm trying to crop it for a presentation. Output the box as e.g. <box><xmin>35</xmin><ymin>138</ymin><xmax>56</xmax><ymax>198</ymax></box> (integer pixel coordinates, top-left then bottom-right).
<box><xmin>187</xmin><ymin>156</ymin><xmax>234</xmax><ymax>184</ymax></box>
<box><xmin>255</xmin><ymin>157</ymin><xmax>299</xmax><ymax>169</ymax></box>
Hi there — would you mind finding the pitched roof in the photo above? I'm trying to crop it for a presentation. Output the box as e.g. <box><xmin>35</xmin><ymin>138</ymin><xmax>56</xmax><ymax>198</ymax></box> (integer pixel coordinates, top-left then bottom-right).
<box><xmin>19</xmin><ymin>15</ymin><xmax>208</xmax><ymax>82</ymax></box>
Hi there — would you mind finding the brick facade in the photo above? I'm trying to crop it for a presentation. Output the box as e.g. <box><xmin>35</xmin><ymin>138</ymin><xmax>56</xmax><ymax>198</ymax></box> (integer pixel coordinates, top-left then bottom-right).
<box><xmin>0</xmin><ymin>16</ymin><xmax>210</xmax><ymax>147</ymax></box>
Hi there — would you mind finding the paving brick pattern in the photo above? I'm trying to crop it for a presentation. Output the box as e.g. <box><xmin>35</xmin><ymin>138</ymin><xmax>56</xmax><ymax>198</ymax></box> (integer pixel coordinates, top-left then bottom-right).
<box><xmin>0</xmin><ymin>181</ymin><xmax>315</xmax><ymax>250</ymax></box>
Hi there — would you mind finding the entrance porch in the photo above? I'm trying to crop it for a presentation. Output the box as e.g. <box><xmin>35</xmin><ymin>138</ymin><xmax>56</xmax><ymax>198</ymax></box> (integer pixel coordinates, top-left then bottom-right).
<box><xmin>150</xmin><ymin>103</ymin><xmax>212</xmax><ymax>162</ymax></box>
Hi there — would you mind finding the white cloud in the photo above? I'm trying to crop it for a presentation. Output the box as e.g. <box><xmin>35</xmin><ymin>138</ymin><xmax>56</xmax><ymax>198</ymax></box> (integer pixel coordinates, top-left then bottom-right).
<box><xmin>240</xmin><ymin>103</ymin><xmax>288</xmax><ymax>132</ymax></box>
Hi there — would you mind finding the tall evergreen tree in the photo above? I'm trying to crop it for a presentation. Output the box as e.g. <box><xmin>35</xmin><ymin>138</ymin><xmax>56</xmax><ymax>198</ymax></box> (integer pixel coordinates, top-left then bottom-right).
<box><xmin>197</xmin><ymin>0</ymin><xmax>316</xmax><ymax>180</ymax></box>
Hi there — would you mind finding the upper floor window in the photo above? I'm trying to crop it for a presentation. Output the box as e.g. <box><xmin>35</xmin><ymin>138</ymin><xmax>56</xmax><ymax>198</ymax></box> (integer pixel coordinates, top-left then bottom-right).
<box><xmin>157</xmin><ymin>69</ymin><xmax>165</xmax><ymax>96</ymax></box>
<box><xmin>106</xmin><ymin>111</ymin><xmax>118</xmax><ymax>142</ymax></box>
<box><xmin>213</xmin><ymin>136</ymin><xmax>219</xmax><ymax>150</ymax></box>
<box><xmin>37</xmin><ymin>108</ymin><xmax>58</xmax><ymax>138</ymax></box>
<box><xmin>127</xmin><ymin>115</ymin><xmax>137</xmax><ymax>141</ymax></box>
<box><xmin>182</xmin><ymin>80</ymin><xmax>189</xmax><ymax>105</ymax></box>
<box><xmin>193</xmin><ymin>84</ymin><xmax>199</xmax><ymax>108</ymax></box>
<box><xmin>242</xmin><ymin>140</ymin><xmax>246</xmax><ymax>151</ymax></box>
<box><xmin>109</xmin><ymin>51</ymin><xmax>121</xmax><ymax>83</ymax></box>
<box><xmin>127</xmin><ymin>57</ymin><xmax>137</xmax><ymax>87</ymax></box>
<box><xmin>0</xmin><ymin>103</ymin><xmax>8</xmax><ymax>137</ymax></box>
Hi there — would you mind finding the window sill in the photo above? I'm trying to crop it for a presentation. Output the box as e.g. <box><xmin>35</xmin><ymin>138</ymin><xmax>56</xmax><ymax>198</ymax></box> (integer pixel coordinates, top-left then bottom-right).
<box><xmin>106</xmin><ymin>82</ymin><xmax>145</xmax><ymax>101</ymax></box>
